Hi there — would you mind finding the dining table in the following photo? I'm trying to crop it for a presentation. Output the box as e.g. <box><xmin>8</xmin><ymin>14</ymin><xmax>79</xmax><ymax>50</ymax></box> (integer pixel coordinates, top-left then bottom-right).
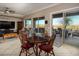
<box><xmin>28</xmin><ymin>35</ymin><xmax>50</xmax><ymax>56</ymax></box>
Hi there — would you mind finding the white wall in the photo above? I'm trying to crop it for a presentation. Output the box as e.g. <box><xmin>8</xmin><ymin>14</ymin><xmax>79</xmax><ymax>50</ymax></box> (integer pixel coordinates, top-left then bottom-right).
<box><xmin>0</xmin><ymin>16</ymin><xmax>22</xmax><ymax>32</ymax></box>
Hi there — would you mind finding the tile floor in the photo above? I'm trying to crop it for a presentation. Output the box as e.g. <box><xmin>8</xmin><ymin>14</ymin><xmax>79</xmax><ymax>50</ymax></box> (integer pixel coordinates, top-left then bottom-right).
<box><xmin>0</xmin><ymin>37</ymin><xmax>79</xmax><ymax>56</ymax></box>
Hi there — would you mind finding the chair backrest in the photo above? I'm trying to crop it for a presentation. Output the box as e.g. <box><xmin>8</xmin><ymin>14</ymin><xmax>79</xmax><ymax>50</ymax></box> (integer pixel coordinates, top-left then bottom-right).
<box><xmin>19</xmin><ymin>30</ymin><xmax>28</xmax><ymax>45</ymax></box>
<box><xmin>48</xmin><ymin>33</ymin><xmax>56</xmax><ymax>46</ymax></box>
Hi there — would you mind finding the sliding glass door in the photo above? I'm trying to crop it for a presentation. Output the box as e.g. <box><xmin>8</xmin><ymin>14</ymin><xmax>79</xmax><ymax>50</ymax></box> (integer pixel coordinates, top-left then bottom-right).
<box><xmin>52</xmin><ymin>11</ymin><xmax>79</xmax><ymax>47</ymax></box>
<box><xmin>52</xmin><ymin>13</ymin><xmax>64</xmax><ymax>36</ymax></box>
<box><xmin>66</xmin><ymin>12</ymin><xmax>79</xmax><ymax>30</ymax></box>
<box><xmin>52</xmin><ymin>13</ymin><xmax>64</xmax><ymax>47</ymax></box>
<box><xmin>65</xmin><ymin>12</ymin><xmax>79</xmax><ymax>38</ymax></box>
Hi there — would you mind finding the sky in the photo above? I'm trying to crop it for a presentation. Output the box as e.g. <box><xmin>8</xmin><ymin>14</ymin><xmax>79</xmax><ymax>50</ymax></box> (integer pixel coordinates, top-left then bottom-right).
<box><xmin>26</xmin><ymin>20</ymin><xmax>31</xmax><ymax>25</ymax></box>
<box><xmin>26</xmin><ymin>19</ymin><xmax>45</xmax><ymax>25</ymax></box>
<box><xmin>53</xmin><ymin>15</ymin><xmax>79</xmax><ymax>25</ymax></box>
<box><xmin>53</xmin><ymin>18</ymin><xmax>64</xmax><ymax>25</ymax></box>
<box><xmin>68</xmin><ymin>15</ymin><xmax>79</xmax><ymax>25</ymax></box>
<box><xmin>36</xmin><ymin>20</ymin><xmax>45</xmax><ymax>25</ymax></box>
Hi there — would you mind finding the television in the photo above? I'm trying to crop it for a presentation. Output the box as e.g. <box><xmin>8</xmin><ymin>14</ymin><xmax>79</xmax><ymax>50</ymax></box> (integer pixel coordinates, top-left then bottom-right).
<box><xmin>0</xmin><ymin>21</ymin><xmax>15</xmax><ymax>29</ymax></box>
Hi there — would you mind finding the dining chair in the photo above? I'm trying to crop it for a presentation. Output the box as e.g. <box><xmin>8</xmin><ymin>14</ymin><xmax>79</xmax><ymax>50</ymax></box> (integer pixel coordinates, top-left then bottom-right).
<box><xmin>39</xmin><ymin>33</ymin><xmax>56</xmax><ymax>56</ymax></box>
<box><xmin>19</xmin><ymin>31</ymin><xmax>35</xmax><ymax>56</ymax></box>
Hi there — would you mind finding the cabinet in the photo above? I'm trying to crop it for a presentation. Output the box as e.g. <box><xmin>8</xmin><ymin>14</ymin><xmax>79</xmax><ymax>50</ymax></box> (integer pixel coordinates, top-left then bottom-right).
<box><xmin>3</xmin><ymin>33</ymin><xmax>17</xmax><ymax>39</ymax></box>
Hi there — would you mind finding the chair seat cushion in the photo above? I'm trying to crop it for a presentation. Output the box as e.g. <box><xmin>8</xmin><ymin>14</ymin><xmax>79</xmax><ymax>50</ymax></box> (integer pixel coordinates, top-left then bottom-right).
<box><xmin>39</xmin><ymin>44</ymin><xmax>53</xmax><ymax>53</ymax></box>
<box><xmin>21</xmin><ymin>43</ymin><xmax>34</xmax><ymax>49</ymax></box>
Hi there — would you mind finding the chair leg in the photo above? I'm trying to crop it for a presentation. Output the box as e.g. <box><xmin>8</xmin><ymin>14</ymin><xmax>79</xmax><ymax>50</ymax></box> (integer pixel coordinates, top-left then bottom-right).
<box><xmin>26</xmin><ymin>50</ymin><xmax>27</xmax><ymax>56</ymax></box>
<box><xmin>39</xmin><ymin>49</ymin><xmax>42</xmax><ymax>56</ymax></box>
<box><xmin>46</xmin><ymin>53</ymin><xmax>49</xmax><ymax>56</ymax></box>
<box><xmin>27</xmin><ymin>50</ymin><xmax>33</xmax><ymax>56</ymax></box>
<box><xmin>19</xmin><ymin>48</ymin><xmax>23</xmax><ymax>56</ymax></box>
<box><xmin>52</xmin><ymin>50</ymin><xmax>55</xmax><ymax>56</ymax></box>
<box><xmin>33</xmin><ymin>47</ymin><xmax>36</xmax><ymax>54</ymax></box>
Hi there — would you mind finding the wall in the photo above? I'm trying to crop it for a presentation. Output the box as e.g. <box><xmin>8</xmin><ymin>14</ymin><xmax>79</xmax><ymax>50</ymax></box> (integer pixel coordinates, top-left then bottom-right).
<box><xmin>0</xmin><ymin>16</ymin><xmax>22</xmax><ymax>32</ymax></box>
<box><xmin>26</xmin><ymin>3</ymin><xmax>79</xmax><ymax>36</ymax></box>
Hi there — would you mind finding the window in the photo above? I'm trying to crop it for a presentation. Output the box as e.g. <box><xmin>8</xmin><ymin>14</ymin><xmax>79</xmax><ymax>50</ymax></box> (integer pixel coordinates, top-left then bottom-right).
<box><xmin>66</xmin><ymin>12</ymin><xmax>79</xmax><ymax>30</ymax></box>
<box><xmin>33</xmin><ymin>17</ymin><xmax>45</xmax><ymax>33</ymax></box>
<box><xmin>53</xmin><ymin>13</ymin><xmax>63</xmax><ymax>18</ymax></box>
<box><xmin>25</xmin><ymin>19</ymin><xmax>32</xmax><ymax>28</ymax></box>
<box><xmin>52</xmin><ymin>13</ymin><xmax>63</xmax><ymax>29</ymax></box>
<box><xmin>36</xmin><ymin>19</ymin><xmax>45</xmax><ymax>28</ymax></box>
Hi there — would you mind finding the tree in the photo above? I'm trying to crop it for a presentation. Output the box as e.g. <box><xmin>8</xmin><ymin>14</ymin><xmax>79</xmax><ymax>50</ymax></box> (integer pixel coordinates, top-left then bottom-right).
<box><xmin>64</xmin><ymin>17</ymin><xmax>72</xmax><ymax>29</ymax></box>
<box><xmin>63</xmin><ymin>17</ymin><xmax>72</xmax><ymax>39</ymax></box>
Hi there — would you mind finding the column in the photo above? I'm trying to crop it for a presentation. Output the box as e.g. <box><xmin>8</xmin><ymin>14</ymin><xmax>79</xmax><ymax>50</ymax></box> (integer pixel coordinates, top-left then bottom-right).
<box><xmin>45</xmin><ymin>14</ymin><xmax>52</xmax><ymax>37</ymax></box>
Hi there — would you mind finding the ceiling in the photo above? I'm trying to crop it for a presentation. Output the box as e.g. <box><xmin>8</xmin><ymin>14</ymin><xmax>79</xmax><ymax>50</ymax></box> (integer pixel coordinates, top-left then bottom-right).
<box><xmin>0</xmin><ymin>3</ymin><xmax>56</xmax><ymax>16</ymax></box>
<box><xmin>0</xmin><ymin>3</ymin><xmax>79</xmax><ymax>18</ymax></box>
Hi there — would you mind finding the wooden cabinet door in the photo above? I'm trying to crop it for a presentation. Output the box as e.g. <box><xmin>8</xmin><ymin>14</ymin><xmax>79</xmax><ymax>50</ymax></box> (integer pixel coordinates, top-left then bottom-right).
<box><xmin>17</xmin><ymin>21</ymin><xmax>23</xmax><ymax>34</ymax></box>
